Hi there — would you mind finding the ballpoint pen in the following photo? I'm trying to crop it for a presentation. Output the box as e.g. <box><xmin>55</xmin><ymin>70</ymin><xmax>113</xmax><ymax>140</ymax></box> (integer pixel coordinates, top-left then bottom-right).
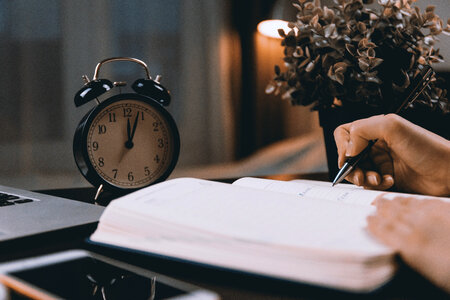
<box><xmin>332</xmin><ymin>65</ymin><xmax>435</xmax><ymax>186</ymax></box>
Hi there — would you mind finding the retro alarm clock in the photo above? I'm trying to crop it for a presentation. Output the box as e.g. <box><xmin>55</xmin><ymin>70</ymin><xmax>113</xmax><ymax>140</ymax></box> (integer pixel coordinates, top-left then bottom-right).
<box><xmin>73</xmin><ymin>57</ymin><xmax>180</xmax><ymax>196</ymax></box>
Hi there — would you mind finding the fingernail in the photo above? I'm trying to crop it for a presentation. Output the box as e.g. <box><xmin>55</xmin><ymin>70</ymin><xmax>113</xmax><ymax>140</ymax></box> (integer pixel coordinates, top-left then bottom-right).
<box><xmin>354</xmin><ymin>175</ymin><xmax>360</xmax><ymax>186</ymax></box>
<box><xmin>368</xmin><ymin>175</ymin><xmax>379</xmax><ymax>185</ymax></box>
<box><xmin>384</xmin><ymin>175</ymin><xmax>394</xmax><ymax>186</ymax></box>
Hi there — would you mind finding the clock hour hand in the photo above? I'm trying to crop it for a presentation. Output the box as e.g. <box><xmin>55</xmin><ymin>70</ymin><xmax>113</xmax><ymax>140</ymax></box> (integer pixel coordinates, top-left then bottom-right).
<box><xmin>125</xmin><ymin>117</ymin><xmax>134</xmax><ymax>149</ymax></box>
<box><xmin>127</xmin><ymin>118</ymin><xmax>131</xmax><ymax>140</ymax></box>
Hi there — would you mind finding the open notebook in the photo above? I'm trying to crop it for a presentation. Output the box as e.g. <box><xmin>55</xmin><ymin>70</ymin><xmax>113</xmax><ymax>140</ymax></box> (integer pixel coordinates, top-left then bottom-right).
<box><xmin>89</xmin><ymin>177</ymin><xmax>449</xmax><ymax>293</ymax></box>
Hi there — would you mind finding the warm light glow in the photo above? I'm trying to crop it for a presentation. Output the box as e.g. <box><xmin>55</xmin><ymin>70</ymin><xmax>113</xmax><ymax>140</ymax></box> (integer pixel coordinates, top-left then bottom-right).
<box><xmin>257</xmin><ymin>19</ymin><xmax>296</xmax><ymax>39</ymax></box>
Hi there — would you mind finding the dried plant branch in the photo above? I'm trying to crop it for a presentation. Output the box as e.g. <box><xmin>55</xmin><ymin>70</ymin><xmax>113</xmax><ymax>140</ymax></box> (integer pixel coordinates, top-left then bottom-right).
<box><xmin>267</xmin><ymin>0</ymin><xmax>450</xmax><ymax>113</ymax></box>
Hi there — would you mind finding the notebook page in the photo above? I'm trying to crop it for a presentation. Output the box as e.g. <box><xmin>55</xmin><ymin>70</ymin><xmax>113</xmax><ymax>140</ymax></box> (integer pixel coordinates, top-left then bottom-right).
<box><xmin>233</xmin><ymin>177</ymin><xmax>382</xmax><ymax>206</ymax></box>
<box><xmin>291</xmin><ymin>179</ymin><xmax>357</xmax><ymax>188</ymax></box>
<box><xmin>104</xmin><ymin>178</ymin><xmax>390</xmax><ymax>259</ymax></box>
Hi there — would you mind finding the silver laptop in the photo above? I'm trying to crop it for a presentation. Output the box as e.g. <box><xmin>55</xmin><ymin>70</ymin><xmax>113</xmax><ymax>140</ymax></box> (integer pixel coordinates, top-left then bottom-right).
<box><xmin>0</xmin><ymin>184</ymin><xmax>104</xmax><ymax>243</ymax></box>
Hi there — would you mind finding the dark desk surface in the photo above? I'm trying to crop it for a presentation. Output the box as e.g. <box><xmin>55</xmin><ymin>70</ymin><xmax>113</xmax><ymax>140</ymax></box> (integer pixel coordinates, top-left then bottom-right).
<box><xmin>2</xmin><ymin>173</ymin><xmax>449</xmax><ymax>300</ymax></box>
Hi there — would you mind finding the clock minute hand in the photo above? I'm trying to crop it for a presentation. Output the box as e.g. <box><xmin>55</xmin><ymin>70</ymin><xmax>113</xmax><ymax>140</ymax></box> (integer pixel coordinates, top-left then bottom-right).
<box><xmin>130</xmin><ymin>112</ymin><xmax>139</xmax><ymax>142</ymax></box>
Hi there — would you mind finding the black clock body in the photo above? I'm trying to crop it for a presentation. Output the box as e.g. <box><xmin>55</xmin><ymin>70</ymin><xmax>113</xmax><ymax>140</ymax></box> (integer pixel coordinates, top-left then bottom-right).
<box><xmin>73</xmin><ymin>93</ymin><xmax>180</xmax><ymax>194</ymax></box>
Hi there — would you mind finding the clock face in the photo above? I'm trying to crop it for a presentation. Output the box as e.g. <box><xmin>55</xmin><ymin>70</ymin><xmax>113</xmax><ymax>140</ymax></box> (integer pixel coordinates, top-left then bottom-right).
<box><xmin>85</xmin><ymin>98</ymin><xmax>178</xmax><ymax>189</ymax></box>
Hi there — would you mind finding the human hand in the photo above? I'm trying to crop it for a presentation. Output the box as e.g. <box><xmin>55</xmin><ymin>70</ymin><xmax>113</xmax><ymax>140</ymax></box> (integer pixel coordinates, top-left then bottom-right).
<box><xmin>333</xmin><ymin>114</ymin><xmax>450</xmax><ymax>196</ymax></box>
<box><xmin>367</xmin><ymin>196</ymin><xmax>450</xmax><ymax>293</ymax></box>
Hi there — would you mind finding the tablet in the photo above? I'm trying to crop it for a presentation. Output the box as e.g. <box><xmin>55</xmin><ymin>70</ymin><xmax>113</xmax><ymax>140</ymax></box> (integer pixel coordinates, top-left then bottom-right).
<box><xmin>0</xmin><ymin>250</ymin><xmax>219</xmax><ymax>299</ymax></box>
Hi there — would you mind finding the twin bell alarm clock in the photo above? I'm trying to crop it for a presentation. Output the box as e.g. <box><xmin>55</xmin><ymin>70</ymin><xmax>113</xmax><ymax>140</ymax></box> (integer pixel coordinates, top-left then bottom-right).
<box><xmin>73</xmin><ymin>57</ymin><xmax>180</xmax><ymax>196</ymax></box>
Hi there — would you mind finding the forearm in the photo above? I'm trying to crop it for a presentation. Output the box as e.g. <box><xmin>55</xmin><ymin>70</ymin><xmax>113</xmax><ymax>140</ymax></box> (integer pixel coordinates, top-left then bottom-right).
<box><xmin>393</xmin><ymin>115</ymin><xmax>450</xmax><ymax>196</ymax></box>
<box><xmin>411</xmin><ymin>124</ymin><xmax>450</xmax><ymax>196</ymax></box>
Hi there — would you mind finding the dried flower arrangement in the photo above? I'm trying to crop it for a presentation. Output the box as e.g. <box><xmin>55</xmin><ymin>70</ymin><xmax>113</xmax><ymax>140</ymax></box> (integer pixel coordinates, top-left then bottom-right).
<box><xmin>267</xmin><ymin>0</ymin><xmax>450</xmax><ymax>114</ymax></box>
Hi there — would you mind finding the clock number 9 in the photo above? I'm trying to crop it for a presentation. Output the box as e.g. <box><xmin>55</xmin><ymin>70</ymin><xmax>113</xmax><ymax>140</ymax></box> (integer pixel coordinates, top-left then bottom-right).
<box><xmin>92</xmin><ymin>141</ymin><xmax>99</xmax><ymax>151</ymax></box>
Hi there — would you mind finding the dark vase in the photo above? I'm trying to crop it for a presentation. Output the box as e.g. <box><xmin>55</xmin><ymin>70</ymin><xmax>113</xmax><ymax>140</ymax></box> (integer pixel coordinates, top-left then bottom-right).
<box><xmin>319</xmin><ymin>106</ymin><xmax>449</xmax><ymax>181</ymax></box>
<box><xmin>318</xmin><ymin>107</ymin><xmax>376</xmax><ymax>181</ymax></box>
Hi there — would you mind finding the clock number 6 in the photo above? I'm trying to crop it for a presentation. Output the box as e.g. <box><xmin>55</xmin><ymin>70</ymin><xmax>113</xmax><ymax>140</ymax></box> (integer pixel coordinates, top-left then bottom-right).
<box><xmin>128</xmin><ymin>172</ymin><xmax>134</xmax><ymax>181</ymax></box>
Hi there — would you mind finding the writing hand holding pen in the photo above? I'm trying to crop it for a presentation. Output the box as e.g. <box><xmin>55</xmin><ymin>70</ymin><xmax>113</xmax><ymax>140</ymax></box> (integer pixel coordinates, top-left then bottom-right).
<box><xmin>333</xmin><ymin>114</ymin><xmax>450</xmax><ymax>196</ymax></box>
<box><xmin>332</xmin><ymin>65</ymin><xmax>435</xmax><ymax>187</ymax></box>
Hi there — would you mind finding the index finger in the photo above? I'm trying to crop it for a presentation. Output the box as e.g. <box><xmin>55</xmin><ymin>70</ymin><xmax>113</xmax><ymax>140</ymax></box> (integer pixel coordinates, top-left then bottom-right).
<box><xmin>341</xmin><ymin>115</ymin><xmax>390</xmax><ymax>157</ymax></box>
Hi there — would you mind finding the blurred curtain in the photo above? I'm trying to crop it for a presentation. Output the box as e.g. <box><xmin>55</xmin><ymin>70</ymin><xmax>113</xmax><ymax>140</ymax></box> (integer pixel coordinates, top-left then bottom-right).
<box><xmin>0</xmin><ymin>0</ymin><xmax>236</xmax><ymax>188</ymax></box>
<box><xmin>177</xmin><ymin>0</ymin><xmax>236</xmax><ymax>165</ymax></box>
